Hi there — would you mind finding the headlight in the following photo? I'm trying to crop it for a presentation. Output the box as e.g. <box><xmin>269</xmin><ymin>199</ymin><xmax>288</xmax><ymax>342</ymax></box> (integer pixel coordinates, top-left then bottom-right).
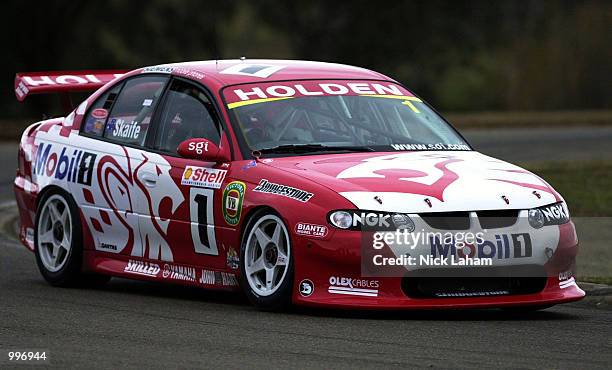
<box><xmin>328</xmin><ymin>210</ymin><xmax>414</xmax><ymax>231</ymax></box>
<box><xmin>329</xmin><ymin>211</ymin><xmax>353</xmax><ymax>229</ymax></box>
<box><xmin>392</xmin><ymin>213</ymin><xmax>415</xmax><ymax>231</ymax></box>
<box><xmin>528</xmin><ymin>202</ymin><xmax>570</xmax><ymax>228</ymax></box>
<box><xmin>528</xmin><ymin>209</ymin><xmax>545</xmax><ymax>229</ymax></box>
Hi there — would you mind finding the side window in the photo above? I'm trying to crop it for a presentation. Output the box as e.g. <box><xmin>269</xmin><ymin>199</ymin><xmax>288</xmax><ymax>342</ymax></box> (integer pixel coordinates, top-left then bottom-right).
<box><xmin>153</xmin><ymin>79</ymin><xmax>221</xmax><ymax>154</ymax></box>
<box><xmin>82</xmin><ymin>84</ymin><xmax>122</xmax><ymax>136</ymax></box>
<box><xmin>103</xmin><ymin>76</ymin><xmax>167</xmax><ymax>146</ymax></box>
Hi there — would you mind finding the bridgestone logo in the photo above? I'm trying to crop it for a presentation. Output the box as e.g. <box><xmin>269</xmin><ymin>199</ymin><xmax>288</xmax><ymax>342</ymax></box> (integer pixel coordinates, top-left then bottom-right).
<box><xmin>253</xmin><ymin>179</ymin><xmax>313</xmax><ymax>202</ymax></box>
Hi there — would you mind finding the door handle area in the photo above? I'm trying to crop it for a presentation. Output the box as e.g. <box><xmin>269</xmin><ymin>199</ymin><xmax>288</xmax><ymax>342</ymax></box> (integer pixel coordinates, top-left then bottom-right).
<box><xmin>140</xmin><ymin>172</ymin><xmax>157</xmax><ymax>188</ymax></box>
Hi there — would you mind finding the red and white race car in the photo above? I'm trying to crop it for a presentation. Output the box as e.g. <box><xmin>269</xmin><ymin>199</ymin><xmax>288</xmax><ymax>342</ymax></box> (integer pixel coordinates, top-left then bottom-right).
<box><xmin>13</xmin><ymin>60</ymin><xmax>584</xmax><ymax>310</ymax></box>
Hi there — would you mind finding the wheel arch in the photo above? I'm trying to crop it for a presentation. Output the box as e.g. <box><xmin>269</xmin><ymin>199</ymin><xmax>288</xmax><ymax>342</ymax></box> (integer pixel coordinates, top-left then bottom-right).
<box><xmin>239</xmin><ymin>205</ymin><xmax>279</xmax><ymax>239</ymax></box>
<box><xmin>36</xmin><ymin>184</ymin><xmax>72</xmax><ymax>209</ymax></box>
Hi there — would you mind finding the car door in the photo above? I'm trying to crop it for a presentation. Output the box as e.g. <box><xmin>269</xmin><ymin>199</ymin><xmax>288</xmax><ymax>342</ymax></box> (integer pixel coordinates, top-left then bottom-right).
<box><xmin>144</xmin><ymin>77</ymin><xmax>227</xmax><ymax>268</ymax></box>
<box><xmin>76</xmin><ymin>75</ymin><xmax>181</xmax><ymax>261</ymax></box>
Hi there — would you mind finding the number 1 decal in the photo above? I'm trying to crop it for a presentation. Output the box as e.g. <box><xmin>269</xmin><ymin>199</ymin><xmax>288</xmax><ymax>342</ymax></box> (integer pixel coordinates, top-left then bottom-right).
<box><xmin>189</xmin><ymin>188</ymin><xmax>218</xmax><ymax>255</ymax></box>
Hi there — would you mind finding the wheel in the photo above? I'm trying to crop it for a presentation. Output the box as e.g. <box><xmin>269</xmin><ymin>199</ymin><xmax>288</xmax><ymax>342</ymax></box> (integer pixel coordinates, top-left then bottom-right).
<box><xmin>240</xmin><ymin>211</ymin><xmax>293</xmax><ymax>310</ymax></box>
<box><xmin>34</xmin><ymin>189</ymin><xmax>110</xmax><ymax>287</ymax></box>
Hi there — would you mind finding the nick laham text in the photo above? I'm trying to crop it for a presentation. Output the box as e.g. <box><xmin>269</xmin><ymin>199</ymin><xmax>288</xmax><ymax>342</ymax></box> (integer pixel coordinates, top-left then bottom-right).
<box><xmin>373</xmin><ymin>255</ymin><xmax>493</xmax><ymax>266</ymax></box>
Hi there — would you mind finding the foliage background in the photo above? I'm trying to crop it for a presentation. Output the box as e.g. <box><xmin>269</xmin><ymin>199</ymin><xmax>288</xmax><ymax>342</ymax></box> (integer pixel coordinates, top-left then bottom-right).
<box><xmin>2</xmin><ymin>0</ymin><xmax>610</xmax><ymax>118</ymax></box>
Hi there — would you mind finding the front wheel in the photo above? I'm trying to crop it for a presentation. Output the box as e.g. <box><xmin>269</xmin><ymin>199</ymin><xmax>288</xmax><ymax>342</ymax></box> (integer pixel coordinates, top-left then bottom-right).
<box><xmin>240</xmin><ymin>211</ymin><xmax>293</xmax><ymax>310</ymax></box>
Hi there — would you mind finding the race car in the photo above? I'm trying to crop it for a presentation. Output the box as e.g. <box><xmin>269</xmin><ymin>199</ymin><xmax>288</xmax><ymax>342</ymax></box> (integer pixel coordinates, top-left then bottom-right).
<box><xmin>13</xmin><ymin>60</ymin><xmax>584</xmax><ymax>310</ymax></box>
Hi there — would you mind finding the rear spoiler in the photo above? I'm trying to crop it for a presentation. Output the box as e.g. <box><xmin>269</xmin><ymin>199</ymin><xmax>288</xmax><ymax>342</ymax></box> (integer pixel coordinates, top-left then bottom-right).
<box><xmin>15</xmin><ymin>70</ymin><xmax>128</xmax><ymax>112</ymax></box>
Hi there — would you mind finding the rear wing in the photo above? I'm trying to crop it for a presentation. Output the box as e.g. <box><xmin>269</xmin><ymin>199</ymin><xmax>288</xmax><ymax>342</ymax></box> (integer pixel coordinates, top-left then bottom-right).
<box><xmin>15</xmin><ymin>70</ymin><xmax>128</xmax><ymax>112</ymax></box>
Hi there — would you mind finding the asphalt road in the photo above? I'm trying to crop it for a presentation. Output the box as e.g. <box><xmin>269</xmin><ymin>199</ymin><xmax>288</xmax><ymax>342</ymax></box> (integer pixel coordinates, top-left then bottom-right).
<box><xmin>462</xmin><ymin>125</ymin><xmax>612</xmax><ymax>162</ymax></box>
<box><xmin>1</xmin><ymin>126</ymin><xmax>612</xmax><ymax>369</ymax></box>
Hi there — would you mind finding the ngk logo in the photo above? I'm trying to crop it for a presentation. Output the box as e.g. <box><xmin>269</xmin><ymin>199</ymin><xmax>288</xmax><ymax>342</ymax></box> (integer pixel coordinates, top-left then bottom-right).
<box><xmin>353</xmin><ymin>212</ymin><xmax>391</xmax><ymax>228</ymax></box>
<box><xmin>541</xmin><ymin>203</ymin><xmax>568</xmax><ymax>222</ymax></box>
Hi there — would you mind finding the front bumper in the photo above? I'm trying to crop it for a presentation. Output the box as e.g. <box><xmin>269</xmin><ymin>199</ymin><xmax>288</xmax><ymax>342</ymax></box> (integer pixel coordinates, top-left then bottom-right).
<box><xmin>292</xmin><ymin>221</ymin><xmax>585</xmax><ymax>309</ymax></box>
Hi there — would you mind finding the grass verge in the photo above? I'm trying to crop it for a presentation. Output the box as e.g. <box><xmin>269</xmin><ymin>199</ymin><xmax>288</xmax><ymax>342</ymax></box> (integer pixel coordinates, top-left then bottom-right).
<box><xmin>521</xmin><ymin>161</ymin><xmax>612</xmax><ymax>217</ymax></box>
<box><xmin>522</xmin><ymin>161</ymin><xmax>612</xmax><ymax>284</ymax></box>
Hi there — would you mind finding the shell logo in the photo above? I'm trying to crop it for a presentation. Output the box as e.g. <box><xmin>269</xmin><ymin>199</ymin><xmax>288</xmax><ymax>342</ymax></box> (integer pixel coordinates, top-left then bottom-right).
<box><xmin>183</xmin><ymin>167</ymin><xmax>193</xmax><ymax>180</ymax></box>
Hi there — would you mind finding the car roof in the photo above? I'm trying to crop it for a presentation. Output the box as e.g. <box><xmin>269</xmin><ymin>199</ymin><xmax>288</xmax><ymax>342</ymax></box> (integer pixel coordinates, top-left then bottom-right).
<box><xmin>136</xmin><ymin>59</ymin><xmax>395</xmax><ymax>87</ymax></box>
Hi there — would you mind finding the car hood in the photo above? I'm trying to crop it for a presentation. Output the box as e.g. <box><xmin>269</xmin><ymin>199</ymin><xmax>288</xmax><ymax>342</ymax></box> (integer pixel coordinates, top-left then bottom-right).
<box><xmin>262</xmin><ymin>151</ymin><xmax>562</xmax><ymax>213</ymax></box>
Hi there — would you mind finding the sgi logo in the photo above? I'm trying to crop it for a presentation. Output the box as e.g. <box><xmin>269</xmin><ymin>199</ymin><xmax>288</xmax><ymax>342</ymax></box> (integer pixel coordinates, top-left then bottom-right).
<box><xmin>34</xmin><ymin>142</ymin><xmax>97</xmax><ymax>186</ymax></box>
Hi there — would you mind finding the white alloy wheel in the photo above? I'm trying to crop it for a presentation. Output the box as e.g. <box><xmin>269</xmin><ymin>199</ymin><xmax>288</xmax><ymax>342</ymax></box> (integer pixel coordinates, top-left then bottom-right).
<box><xmin>37</xmin><ymin>194</ymin><xmax>73</xmax><ymax>273</ymax></box>
<box><xmin>244</xmin><ymin>214</ymin><xmax>291</xmax><ymax>297</ymax></box>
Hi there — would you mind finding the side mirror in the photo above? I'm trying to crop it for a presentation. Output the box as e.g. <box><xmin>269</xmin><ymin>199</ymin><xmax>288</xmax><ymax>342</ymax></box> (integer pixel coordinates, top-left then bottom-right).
<box><xmin>177</xmin><ymin>138</ymin><xmax>229</xmax><ymax>163</ymax></box>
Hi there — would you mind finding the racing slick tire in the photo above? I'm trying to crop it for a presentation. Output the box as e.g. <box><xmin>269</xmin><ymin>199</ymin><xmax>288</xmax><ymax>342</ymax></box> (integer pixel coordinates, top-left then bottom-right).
<box><xmin>34</xmin><ymin>189</ymin><xmax>110</xmax><ymax>287</ymax></box>
<box><xmin>240</xmin><ymin>210</ymin><xmax>294</xmax><ymax>311</ymax></box>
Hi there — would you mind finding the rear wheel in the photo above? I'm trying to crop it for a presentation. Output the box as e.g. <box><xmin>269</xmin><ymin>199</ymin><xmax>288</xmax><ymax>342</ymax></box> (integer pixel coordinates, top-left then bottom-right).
<box><xmin>240</xmin><ymin>211</ymin><xmax>293</xmax><ymax>310</ymax></box>
<box><xmin>34</xmin><ymin>190</ymin><xmax>110</xmax><ymax>287</ymax></box>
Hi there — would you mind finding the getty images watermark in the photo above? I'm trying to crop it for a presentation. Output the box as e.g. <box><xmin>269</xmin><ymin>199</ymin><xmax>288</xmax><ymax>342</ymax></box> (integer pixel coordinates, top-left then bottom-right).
<box><xmin>370</xmin><ymin>229</ymin><xmax>493</xmax><ymax>267</ymax></box>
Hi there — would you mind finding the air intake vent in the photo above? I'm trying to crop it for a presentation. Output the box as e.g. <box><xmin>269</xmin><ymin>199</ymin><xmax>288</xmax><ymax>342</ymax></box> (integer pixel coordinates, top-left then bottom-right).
<box><xmin>420</xmin><ymin>211</ymin><xmax>470</xmax><ymax>230</ymax></box>
<box><xmin>401</xmin><ymin>266</ymin><xmax>547</xmax><ymax>298</ymax></box>
<box><xmin>476</xmin><ymin>210</ymin><xmax>519</xmax><ymax>229</ymax></box>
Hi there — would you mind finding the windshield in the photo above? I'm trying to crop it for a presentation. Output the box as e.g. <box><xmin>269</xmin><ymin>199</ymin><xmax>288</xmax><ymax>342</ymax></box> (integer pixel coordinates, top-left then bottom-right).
<box><xmin>223</xmin><ymin>80</ymin><xmax>470</xmax><ymax>156</ymax></box>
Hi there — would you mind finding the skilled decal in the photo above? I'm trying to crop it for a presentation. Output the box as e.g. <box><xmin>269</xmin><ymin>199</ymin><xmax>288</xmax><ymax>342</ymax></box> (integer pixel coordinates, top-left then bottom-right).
<box><xmin>222</xmin><ymin>181</ymin><xmax>246</xmax><ymax>226</ymax></box>
<box><xmin>181</xmin><ymin>166</ymin><xmax>227</xmax><ymax>189</ymax></box>
<box><xmin>253</xmin><ymin>179</ymin><xmax>313</xmax><ymax>202</ymax></box>
<box><xmin>34</xmin><ymin>142</ymin><xmax>97</xmax><ymax>186</ymax></box>
<box><xmin>124</xmin><ymin>259</ymin><xmax>160</xmax><ymax>277</ymax></box>
<box><xmin>295</xmin><ymin>223</ymin><xmax>328</xmax><ymax>238</ymax></box>
<box><xmin>328</xmin><ymin>276</ymin><xmax>379</xmax><ymax>297</ymax></box>
<box><xmin>162</xmin><ymin>263</ymin><xmax>196</xmax><ymax>282</ymax></box>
